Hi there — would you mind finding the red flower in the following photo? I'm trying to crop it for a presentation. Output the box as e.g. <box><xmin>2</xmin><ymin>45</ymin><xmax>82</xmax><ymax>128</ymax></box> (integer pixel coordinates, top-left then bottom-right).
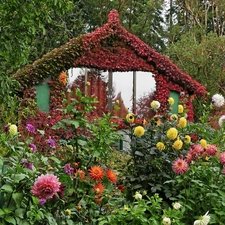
<box><xmin>106</xmin><ymin>169</ymin><xmax>117</xmax><ymax>183</ymax></box>
<box><xmin>172</xmin><ymin>158</ymin><xmax>188</xmax><ymax>175</ymax></box>
<box><xmin>117</xmin><ymin>184</ymin><xmax>126</xmax><ymax>192</ymax></box>
<box><xmin>31</xmin><ymin>174</ymin><xmax>61</xmax><ymax>200</ymax></box>
<box><xmin>89</xmin><ymin>166</ymin><xmax>104</xmax><ymax>181</ymax></box>
<box><xmin>93</xmin><ymin>183</ymin><xmax>105</xmax><ymax>195</ymax></box>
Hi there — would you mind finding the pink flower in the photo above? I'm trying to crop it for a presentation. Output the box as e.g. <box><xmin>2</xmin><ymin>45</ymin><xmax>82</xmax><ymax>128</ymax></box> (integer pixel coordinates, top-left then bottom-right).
<box><xmin>172</xmin><ymin>158</ymin><xmax>188</xmax><ymax>175</ymax></box>
<box><xmin>31</xmin><ymin>174</ymin><xmax>61</xmax><ymax>200</ymax></box>
<box><xmin>219</xmin><ymin>152</ymin><xmax>225</xmax><ymax>165</ymax></box>
<box><xmin>189</xmin><ymin>144</ymin><xmax>204</xmax><ymax>160</ymax></box>
<box><xmin>205</xmin><ymin>144</ymin><xmax>217</xmax><ymax>156</ymax></box>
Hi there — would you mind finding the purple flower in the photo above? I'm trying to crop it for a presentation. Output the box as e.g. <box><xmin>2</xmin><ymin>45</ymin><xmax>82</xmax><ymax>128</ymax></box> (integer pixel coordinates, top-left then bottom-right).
<box><xmin>29</xmin><ymin>143</ymin><xmax>37</xmax><ymax>152</ymax></box>
<box><xmin>3</xmin><ymin>125</ymin><xmax>9</xmax><ymax>133</ymax></box>
<box><xmin>64</xmin><ymin>163</ymin><xmax>74</xmax><ymax>175</ymax></box>
<box><xmin>22</xmin><ymin>159</ymin><xmax>33</xmax><ymax>170</ymax></box>
<box><xmin>47</xmin><ymin>139</ymin><xmax>55</xmax><ymax>148</ymax></box>
<box><xmin>39</xmin><ymin>198</ymin><xmax>46</xmax><ymax>205</ymax></box>
<box><xmin>26</xmin><ymin>124</ymin><xmax>35</xmax><ymax>133</ymax></box>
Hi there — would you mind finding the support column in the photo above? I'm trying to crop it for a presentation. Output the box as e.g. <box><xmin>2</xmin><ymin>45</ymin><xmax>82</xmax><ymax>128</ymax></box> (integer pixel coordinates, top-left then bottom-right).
<box><xmin>84</xmin><ymin>68</ymin><xmax>88</xmax><ymax>95</ymax></box>
<box><xmin>132</xmin><ymin>71</ymin><xmax>137</xmax><ymax>113</ymax></box>
<box><xmin>108</xmin><ymin>71</ymin><xmax>113</xmax><ymax>112</ymax></box>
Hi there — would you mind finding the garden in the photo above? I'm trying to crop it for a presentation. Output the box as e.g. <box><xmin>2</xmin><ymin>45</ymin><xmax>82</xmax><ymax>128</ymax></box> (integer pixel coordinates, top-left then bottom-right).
<box><xmin>0</xmin><ymin>85</ymin><xmax>225</xmax><ymax>225</ymax></box>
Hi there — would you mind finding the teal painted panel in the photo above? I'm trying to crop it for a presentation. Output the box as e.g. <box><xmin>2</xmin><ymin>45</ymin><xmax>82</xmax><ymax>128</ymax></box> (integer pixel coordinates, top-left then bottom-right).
<box><xmin>169</xmin><ymin>91</ymin><xmax>179</xmax><ymax>114</ymax></box>
<box><xmin>35</xmin><ymin>84</ymin><xmax>50</xmax><ymax>112</ymax></box>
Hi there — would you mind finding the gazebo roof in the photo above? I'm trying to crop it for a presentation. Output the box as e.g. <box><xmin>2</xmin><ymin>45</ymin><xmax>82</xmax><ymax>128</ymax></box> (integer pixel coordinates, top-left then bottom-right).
<box><xmin>13</xmin><ymin>10</ymin><xmax>207</xmax><ymax>96</ymax></box>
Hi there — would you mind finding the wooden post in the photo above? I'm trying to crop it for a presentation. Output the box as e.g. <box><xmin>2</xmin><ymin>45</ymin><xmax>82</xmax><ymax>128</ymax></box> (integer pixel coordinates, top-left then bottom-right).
<box><xmin>133</xmin><ymin>71</ymin><xmax>137</xmax><ymax>113</ymax></box>
<box><xmin>108</xmin><ymin>70</ymin><xmax>113</xmax><ymax>112</ymax></box>
<box><xmin>84</xmin><ymin>68</ymin><xmax>88</xmax><ymax>95</ymax></box>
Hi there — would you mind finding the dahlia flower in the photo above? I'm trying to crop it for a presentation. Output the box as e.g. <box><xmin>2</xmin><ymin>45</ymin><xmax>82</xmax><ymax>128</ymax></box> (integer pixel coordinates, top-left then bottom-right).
<box><xmin>219</xmin><ymin>152</ymin><xmax>225</xmax><ymax>164</ymax></box>
<box><xmin>172</xmin><ymin>158</ymin><xmax>188</xmax><ymax>174</ymax></box>
<box><xmin>59</xmin><ymin>71</ymin><xmax>67</xmax><ymax>85</ymax></box>
<box><xmin>64</xmin><ymin>163</ymin><xmax>74</xmax><ymax>175</ymax></box>
<box><xmin>26</xmin><ymin>123</ymin><xmax>35</xmax><ymax>133</ymax></box>
<box><xmin>194</xmin><ymin>211</ymin><xmax>210</xmax><ymax>225</ymax></box>
<box><xmin>212</xmin><ymin>93</ymin><xmax>224</xmax><ymax>107</ymax></box>
<box><xmin>170</xmin><ymin>114</ymin><xmax>178</xmax><ymax>121</ymax></box>
<box><xmin>168</xmin><ymin>97</ymin><xmax>174</xmax><ymax>105</ymax></box>
<box><xmin>178</xmin><ymin>105</ymin><xmax>184</xmax><ymax>114</ymax></box>
<box><xmin>150</xmin><ymin>100</ymin><xmax>160</xmax><ymax>110</ymax></box>
<box><xmin>166</xmin><ymin>127</ymin><xmax>178</xmax><ymax>140</ymax></box>
<box><xmin>134</xmin><ymin>192</ymin><xmax>142</xmax><ymax>200</ymax></box>
<box><xmin>184</xmin><ymin>135</ymin><xmax>191</xmax><ymax>144</ymax></box>
<box><xmin>106</xmin><ymin>169</ymin><xmax>117</xmax><ymax>183</ymax></box>
<box><xmin>162</xmin><ymin>217</ymin><xmax>171</xmax><ymax>225</ymax></box>
<box><xmin>172</xmin><ymin>139</ymin><xmax>183</xmax><ymax>150</ymax></box>
<box><xmin>29</xmin><ymin>143</ymin><xmax>37</xmax><ymax>152</ymax></box>
<box><xmin>9</xmin><ymin>124</ymin><xmax>18</xmax><ymax>135</ymax></box>
<box><xmin>156</xmin><ymin>142</ymin><xmax>165</xmax><ymax>151</ymax></box>
<box><xmin>134</xmin><ymin>126</ymin><xmax>145</xmax><ymax>137</ymax></box>
<box><xmin>218</xmin><ymin>115</ymin><xmax>225</xmax><ymax>127</ymax></box>
<box><xmin>200</xmin><ymin>139</ymin><xmax>207</xmax><ymax>149</ymax></box>
<box><xmin>93</xmin><ymin>183</ymin><xmax>105</xmax><ymax>195</ymax></box>
<box><xmin>178</xmin><ymin>117</ymin><xmax>187</xmax><ymax>128</ymax></box>
<box><xmin>89</xmin><ymin>165</ymin><xmax>104</xmax><ymax>181</ymax></box>
<box><xmin>205</xmin><ymin>144</ymin><xmax>217</xmax><ymax>156</ymax></box>
<box><xmin>173</xmin><ymin>202</ymin><xmax>182</xmax><ymax>210</ymax></box>
<box><xmin>31</xmin><ymin>174</ymin><xmax>61</xmax><ymax>200</ymax></box>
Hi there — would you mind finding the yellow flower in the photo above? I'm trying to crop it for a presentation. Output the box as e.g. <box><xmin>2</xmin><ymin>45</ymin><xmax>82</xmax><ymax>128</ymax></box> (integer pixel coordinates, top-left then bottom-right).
<box><xmin>125</xmin><ymin>113</ymin><xmax>135</xmax><ymax>123</ymax></box>
<box><xmin>9</xmin><ymin>124</ymin><xmax>18</xmax><ymax>135</ymax></box>
<box><xmin>178</xmin><ymin>105</ymin><xmax>184</xmax><ymax>114</ymax></box>
<box><xmin>168</xmin><ymin>97</ymin><xmax>174</xmax><ymax>105</ymax></box>
<box><xmin>134</xmin><ymin>126</ymin><xmax>145</xmax><ymax>137</ymax></box>
<box><xmin>170</xmin><ymin>114</ymin><xmax>178</xmax><ymax>121</ymax></box>
<box><xmin>200</xmin><ymin>139</ymin><xmax>207</xmax><ymax>148</ymax></box>
<box><xmin>156</xmin><ymin>142</ymin><xmax>165</xmax><ymax>151</ymax></box>
<box><xmin>177</xmin><ymin>117</ymin><xmax>187</xmax><ymax>128</ymax></box>
<box><xmin>86</xmin><ymin>81</ymin><xmax>90</xmax><ymax>86</ymax></box>
<box><xmin>150</xmin><ymin>100</ymin><xmax>160</xmax><ymax>110</ymax></box>
<box><xmin>184</xmin><ymin>135</ymin><xmax>191</xmax><ymax>144</ymax></box>
<box><xmin>172</xmin><ymin>139</ymin><xmax>183</xmax><ymax>150</ymax></box>
<box><xmin>65</xmin><ymin>209</ymin><xmax>71</xmax><ymax>215</ymax></box>
<box><xmin>115</xmin><ymin>100</ymin><xmax>119</xmax><ymax>104</ymax></box>
<box><xmin>166</xmin><ymin>128</ymin><xmax>178</xmax><ymax>140</ymax></box>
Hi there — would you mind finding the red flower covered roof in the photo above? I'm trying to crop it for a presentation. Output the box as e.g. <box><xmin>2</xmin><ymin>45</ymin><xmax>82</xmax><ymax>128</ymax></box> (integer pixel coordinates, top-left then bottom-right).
<box><xmin>13</xmin><ymin>10</ymin><xmax>206</xmax><ymax>97</ymax></box>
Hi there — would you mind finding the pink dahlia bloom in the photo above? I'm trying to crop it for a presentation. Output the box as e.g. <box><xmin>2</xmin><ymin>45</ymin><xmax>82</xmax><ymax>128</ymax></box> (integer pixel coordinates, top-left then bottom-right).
<box><xmin>189</xmin><ymin>144</ymin><xmax>204</xmax><ymax>160</ymax></box>
<box><xmin>206</xmin><ymin>144</ymin><xmax>218</xmax><ymax>156</ymax></box>
<box><xmin>219</xmin><ymin>152</ymin><xmax>225</xmax><ymax>165</ymax></box>
<box><xmin>172</xmin><ymin>158</ymin><xmax>188</xmax><ymax>175</ymax></box>
<box><xmin>31</xmin><ymin>174</ymin><xmax>61</xmax><ymax>200</ymax></box>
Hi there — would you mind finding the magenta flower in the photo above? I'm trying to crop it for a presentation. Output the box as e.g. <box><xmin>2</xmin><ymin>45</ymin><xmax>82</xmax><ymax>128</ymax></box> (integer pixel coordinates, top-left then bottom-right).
<box><xmin>205</xmin><ymin>144</ymin><xmax>217</xmax><ymax>156</ymax></box>
<box><xmin>31</xmin><ymin>174</ymin><xmax>61</xmax><ymax>200</ymax></box>
<box><xmin>26</xmin><ymin>124</ymin><xmax>35</xmax><ymax>133</ymax></box>
<box><xmin>39</xmin><ymin>198</ymin><xmax>46</xmax><ymax>205</ymax></box>
<box><xmin>29</xmin><ymin>143</ymin><xmax>37</xmax><ymax>152</ymax></box>
<box><xmin>22</xmin><ymin>159</ymin><xmax>33</xmax><ymax>170</ymax></box>
<box><xmin>3</xmin><ymin>125</ymin><xmax>9</xmax><ymax>133</ymax></box>
<box><xmin>172</xmin><ymin>158</ymin><xmax>188</xmax><ymax>175</ymax></box>
<box><xmin>47</xmin><ymin>139</ymin><xmax>55</xmax><ymax>148</ymax></box>
<box><xmin>64</xmin><ymin>163</ymin><xmax>74</xmax><ymax>175</ymax></box>
<box><xmin>219</xmin><ymin>152</ymin><xmax>225</xmax><ymax>165</ymax></box>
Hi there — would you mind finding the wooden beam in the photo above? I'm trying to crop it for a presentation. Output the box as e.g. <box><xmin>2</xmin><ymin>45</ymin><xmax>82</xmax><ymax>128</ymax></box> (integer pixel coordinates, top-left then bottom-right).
<box><xmin>84</xmin><ymin>68</ymin><xmax>88</xmax><ymax>95</ymax></box>
<box><xmin>108</xmin><ymin>71</ymin><xmax>113</xmax><ymax>112</ymax></box>
<box><xmin>133</xmin><ymin>71</ymin><xmax>136</xmax><ymax>113</ymax></box>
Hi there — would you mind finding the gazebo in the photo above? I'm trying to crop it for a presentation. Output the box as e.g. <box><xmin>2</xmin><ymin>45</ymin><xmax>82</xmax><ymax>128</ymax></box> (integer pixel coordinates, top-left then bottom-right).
<box><xmin>13</xmin><ymin>10</ymin><xmax>207</xmax><ymax>121</ymax></box>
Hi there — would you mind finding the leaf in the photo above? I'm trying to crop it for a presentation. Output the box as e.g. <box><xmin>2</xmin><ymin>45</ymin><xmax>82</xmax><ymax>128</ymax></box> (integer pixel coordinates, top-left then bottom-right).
<box><xmin>5</xmin><ymin>216</ymin><xmax>16</xmax><ymax>225</ymax></box>
<box><xmin>12</xmin><ymin>193</ymin><xmax>23</xmax><ymax>208</ymax></box>
<box><xmin>14</xmin><ymin>174</ymin><xmax>27</xmax><ymax>183</ymax></box>
<box><xmin>77</xmin><ymin>139</ymin><xmax>87</xmax><ymax>146</ymax></box>
<box><xmin>1</xmin><ymin>184</ymin><xmax>13</xmax><ymax>193</ymax></box>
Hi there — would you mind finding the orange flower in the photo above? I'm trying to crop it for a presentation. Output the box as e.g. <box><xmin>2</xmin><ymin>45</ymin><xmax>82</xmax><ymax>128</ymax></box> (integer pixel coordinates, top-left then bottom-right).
<box><xmin>89</xmin><ymin>165</ymin><xmax>104</xmax><ymax>181</ymax></box>
<box><xmin>75</xmin><ymin>169</ymin><xmax>85</xmax><ymax>180</ymax></box>
<box><xmin>106</xmin><ymin>169</ymin><xmax>117</xmax><ymax>183</ymax></box>
<box><xmin>93</xmin><ymin>183</ymin><xmax>105</xmax><ymax>195</ymax></box>
<box><xmin>94</xmin><ymin>196</ymin><xmax>102</xmax><ymax>205</ymax></box>
<box><xmin>59</xmin><ymin>71</ymin><xmax>67</xmax><ymax>85</ymax></box>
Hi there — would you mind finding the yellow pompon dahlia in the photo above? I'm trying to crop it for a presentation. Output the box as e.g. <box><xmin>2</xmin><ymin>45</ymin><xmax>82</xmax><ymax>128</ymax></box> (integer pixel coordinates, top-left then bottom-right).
<box><xmin>170</xmin><ymin>114</ymin><xmax>178</xmax><ymax>121</ymax></box>
<box><xmin>59</xmin><ymin>71</ymin><xmax>67</xmax><ymax>85</ymax></box>
<box><xmin>134</xmin><ymin>126</ymin><xmax>145</xmax><ymax>137</ymax></box>
<box><xmin>172</xmin><ymin>139</ymin><xmax>183</xmax><ymax>150</ymax></box>
<box><xmin>178</xmin><ymin>105</ymin><xmax>184</xmax><ymax>114</ymax></box>
<box><xmin>184</xmin><ymin>135</ymin><xmax>191</xmax><ymax>144</ymax></box>
<box><xmin>156</xmin><ymin>142</ymin><xmax>165</xmax><ymax>151</ymax></box>
<box><xmin>168</xmin><ymin>97</ymin><xmax>174</xmax><ymax>105</ymax></box>
<box><xmin>125</xmin><ymin>113</ymin><xmax>135</xmax><ymax>123</ymax></box>
<box><xmin>166</xmin><ymin>128</ymin><xmax>178</xmax><ymax>140</ymax></box>
<box><xmin>9</xmin><ymin>124</ymin><xmax>18</xmax><ymax>135</ymax></box>
<box><xmin>177</xmin><ymin>117</ymin><xmax>187</xmax><ymax>128</ymax></box>
<box><xmin>200</xmin><ymin>139</ymin><xmax>207</xmax><ymax>149</ymax></box>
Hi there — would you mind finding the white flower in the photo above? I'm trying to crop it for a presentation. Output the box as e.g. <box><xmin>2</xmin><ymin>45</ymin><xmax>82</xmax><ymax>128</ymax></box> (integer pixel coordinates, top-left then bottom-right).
<box><xmin>212</xmin><ymin>94</ymin><xmax>225</xmax><ymax>107</ymax></box>
<box><xmin>193</xmin><ymin>211</ymin><xmax>210</xmax><ymax>225</ymax></box>
<box><xmin>150</xmin><ymin>100</ymin><xmax>161</xmax><ymax>110</ymax></box>
<box><xmin>134</xmin><ymin>192</ymin><xmax>142</xmax><ymax>200</ymax></box>
<box><xmin>173</xmin><ymin>202</ymin><xmax>182</xmax><ymax>210</ymax></box>
<box><xmin>219</xmin><ymin>115</ymin><xmax>225</xmax><ymax>127</ymax></box>
<box><xmin>163</xmin><ymin>217</ymin><xmax>171</xmax><ymax>225</ymax></box>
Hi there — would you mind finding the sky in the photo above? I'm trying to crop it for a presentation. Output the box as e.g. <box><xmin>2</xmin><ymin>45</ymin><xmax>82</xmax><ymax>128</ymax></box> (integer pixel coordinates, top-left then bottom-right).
<box><xmin>68</xmin><ymin>68</ymin><xmax>156</xmax><ymax>109</ymax></box>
